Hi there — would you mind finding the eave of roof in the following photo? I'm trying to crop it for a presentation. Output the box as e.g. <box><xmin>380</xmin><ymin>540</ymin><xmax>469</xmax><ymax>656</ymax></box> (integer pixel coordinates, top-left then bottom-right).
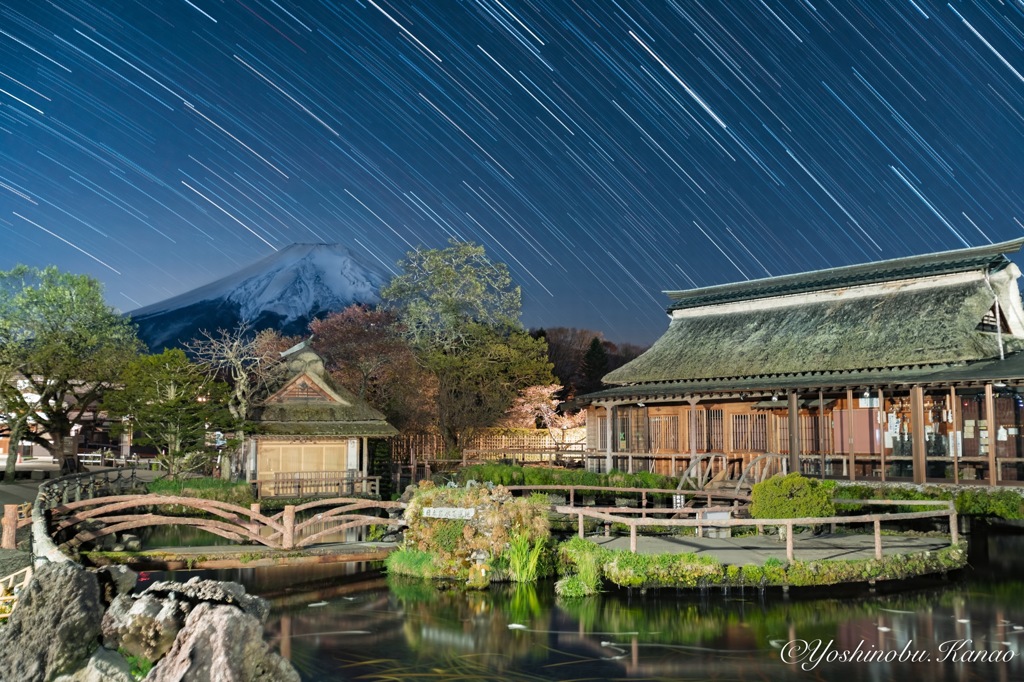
<box><xmin>582</xmin><ymin>352</ymin><xmax>1024</xmax><ymax>403</ymax></box>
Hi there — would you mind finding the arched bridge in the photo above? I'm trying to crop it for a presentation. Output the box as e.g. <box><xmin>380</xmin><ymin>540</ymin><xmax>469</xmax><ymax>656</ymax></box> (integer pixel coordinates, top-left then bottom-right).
<box><xmin>29</xmin><ymin>469</ymin><xmax>407</xmax><ymax>552</ymax></box>
<box><xmin>51</xmin><ymin>495</ymin><xmax>407</xmax><ymax>551</ymax></box>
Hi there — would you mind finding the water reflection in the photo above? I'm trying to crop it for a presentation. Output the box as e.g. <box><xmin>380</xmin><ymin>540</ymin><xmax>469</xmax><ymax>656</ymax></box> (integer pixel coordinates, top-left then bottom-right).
<box><xmin>151</xmin><ymin>528</ymin><xmax>1024</xmax><ymax>681</ymax></box>
<box><xmin>264</xmin><ymin>574</ymin><xmax>1024</xmax><ymax>681</ymax></box>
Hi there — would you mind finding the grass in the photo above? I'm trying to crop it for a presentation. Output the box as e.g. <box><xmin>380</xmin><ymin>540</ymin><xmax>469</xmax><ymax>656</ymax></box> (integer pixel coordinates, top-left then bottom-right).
<box><xmin>507</xmin><ymin>534</ymin><xmax>545</xmax><ymax>582</ymax></box>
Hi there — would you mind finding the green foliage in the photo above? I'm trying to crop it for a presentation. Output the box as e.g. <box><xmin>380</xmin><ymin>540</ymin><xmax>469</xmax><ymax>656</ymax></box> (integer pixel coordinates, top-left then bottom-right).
<box><xmin>104</xmin><ymin>349</ymin><xmax>230</xmax><ymax>479</ymax></box>
<box><xmin>381</xmin><ymin>241</ymin><xmax>553</xmax><ymax>451</ymax></box>
<box><xmin>385</xmin><ymin>548</ymin><xmax>439</xmax><ymax>579</ymax></box>
<box><xmin>119</xmin><ymin>648</ymin><xmax>153</xmax><ymax>679</ymax></box>
<box><xmin>456</xmin><ymin>463</ymin><xmax>675</xmax><ymax>492</ymax></box>
<box><xmin>381</xmin><ymin>240</ymin><xmax>523</xmax><ymax>349</ymax></box>
<box><xmin>955</xmin><ymin>489</ymin><xmax>1024</xmax><ymax>518</ymax></box>
<box><xmin>555</xmin><ymin>536</ymin><xmax>604</xmax><ymax>598</ymax></box>
<box><xmin>578</xmin><ymin>337</ymin><xmax>609</xmax><ymax>394</ymax></box>
<box><xmin>147</xmin><ymin>477</ymin><xmax>255</xmax><ymax>506</ymax></box>
<box><xmin>0</xmin><ymin>265</ymin><xmax>141</xmax><ymax>477</ymax></box>
<box><xmin>603</xmin><ymin>551</ymin><xmax>724</xmax><ymax>589</ymax></box>
<box><xmin>432</xmin><ymin>519</ymin><xmax>466</xmax><ymax>553</ymax></box>
<box><xmin>553</xmin><ymin>537</ymin><xmax>968</xmax><ymax>591</ymax></box>
<box><xmin>399</xmin><ymin>482</ymin><xmax>552</xmax><ymax>581</ymax></box>
<box><xmin>507</xmin><ymin>534</ymin><xmax>546</xmax><ymax>582</ymax></box>
<box><xmin>832</xmin><ymin>484</ymin><xmax>1023</xmax><ymax>520</ymax></box>
<box><xmin>751</xmin><ymin>473</ymin><xmax>835</xmax><ymax>519</ymax></box>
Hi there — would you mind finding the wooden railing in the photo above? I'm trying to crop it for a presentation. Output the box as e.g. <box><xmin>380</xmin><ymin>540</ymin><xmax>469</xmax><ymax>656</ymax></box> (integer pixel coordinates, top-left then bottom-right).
<box><xmin>557</xmin><ymin>498</ymin><xmax>958</xmax><ymax>559</ymax></box>
<box><xmin>50</xmin><ymin>494</ymin><xmax>405</xmax><ymax>551</ymax></box>
<box><xmin>503</xmin><ymin>484</ymin><xmax>749</xmax><ymax>511</ymax></box>
<box><xmin>256</xmin><ymin>471</ymin><xmax>381</xmax><ymax>499</ymax></box>
<box><xmin>0</xmin><ymin>566</ymin><xmax>32</xmax><ymax>621</ymax></box>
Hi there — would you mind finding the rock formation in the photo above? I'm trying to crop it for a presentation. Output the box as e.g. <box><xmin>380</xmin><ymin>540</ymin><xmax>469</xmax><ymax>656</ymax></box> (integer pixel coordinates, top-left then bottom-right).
<box><xmin>0</xmin><ymin>561</ymin><xmax>298</xmax><ymax>682</ymax></box>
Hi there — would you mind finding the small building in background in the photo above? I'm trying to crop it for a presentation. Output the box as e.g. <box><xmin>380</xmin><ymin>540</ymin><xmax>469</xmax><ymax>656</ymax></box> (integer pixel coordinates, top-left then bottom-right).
<box><xmin>251</xmin><ymin>348</ymin><xmax>397</xmax><ymax>497</ymax></box>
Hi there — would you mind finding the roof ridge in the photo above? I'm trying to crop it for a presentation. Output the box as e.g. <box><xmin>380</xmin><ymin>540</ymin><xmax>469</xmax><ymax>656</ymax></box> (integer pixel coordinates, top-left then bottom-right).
<box><xmin>665</xmin><ymin>238</ymin><xmax>1024</xmax><ymax>311</ymax></box>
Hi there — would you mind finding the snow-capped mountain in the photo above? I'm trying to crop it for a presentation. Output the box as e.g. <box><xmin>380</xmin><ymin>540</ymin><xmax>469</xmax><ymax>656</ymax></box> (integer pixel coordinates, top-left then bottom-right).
<box><xmin>130</xmin><ymin>243</ymin><xmax>387</xmax><ymax>350</ymax></box>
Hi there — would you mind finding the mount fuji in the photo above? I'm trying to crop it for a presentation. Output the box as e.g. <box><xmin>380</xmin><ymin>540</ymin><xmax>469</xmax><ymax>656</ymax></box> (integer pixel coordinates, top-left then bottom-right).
<box><xmin>130</xmin><ymin>243</ymin><xmax>388</xmax><ymax>350</ymax></box>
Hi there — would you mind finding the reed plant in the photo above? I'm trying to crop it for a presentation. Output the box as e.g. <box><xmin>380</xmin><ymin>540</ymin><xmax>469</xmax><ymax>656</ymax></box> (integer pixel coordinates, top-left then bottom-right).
<box><xmin>507</xmin><ymin>533</ymin><xmax>545</xmax><ymax>582</ymax></box>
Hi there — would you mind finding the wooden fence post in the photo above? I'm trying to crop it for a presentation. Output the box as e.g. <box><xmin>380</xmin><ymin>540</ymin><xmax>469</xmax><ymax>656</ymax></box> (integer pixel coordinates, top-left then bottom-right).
<box><xmin>2</xmin><ymin>505</ymin><xmax>18</xmax><ymax>550</ymax></box>
<box><xmin>874</xmin><ymin>517</ymin><xmax>882</xmax><ymax>560</ymax></box>
<box><xmin>249</xmin><ymin>503</ymin><xmax>261</xmax><ymax>539</ymax></box>
<box><xmin>283</xmin><ymin>505</ymin><xmax>295</xmax><ymax>549</ymax></box>
<box><xmin>578</xmin><ymin>512</ymin><xmax>584</xmax><ymax>539</ymax></box>
<box><xmin>785</xmin><ymin>521</ymin><xmax>794</xmax><ymax>562</ymax></box>
<box><xmin>630</xmin><ymin>522</ymin><xmax>637</xmax><ymax>553</ymax></box>
<box><xmin>950</xmin><ymin>511</ymin><xmax>959</xmax><ymax>545</ymax></box>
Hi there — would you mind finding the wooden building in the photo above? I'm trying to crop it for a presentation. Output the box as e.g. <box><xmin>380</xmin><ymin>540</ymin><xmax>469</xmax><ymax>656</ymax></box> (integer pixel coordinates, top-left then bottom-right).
<box><xmin>252</xmin><ymin>348</ymin><xmax>397</xmax><ymax>496</ymax></box>
<box><xmin>583</xmin><ymin>239</ymin><xmax>1024</xmax><ymax>486</ymax></box>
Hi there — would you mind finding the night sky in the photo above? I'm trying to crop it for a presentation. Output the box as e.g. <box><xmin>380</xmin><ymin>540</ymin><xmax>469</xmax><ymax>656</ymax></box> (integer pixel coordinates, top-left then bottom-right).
<box><xmin>3</xmin><ymin>1</ymin><xmax>1024</xmax><ymax>344</ymax></box>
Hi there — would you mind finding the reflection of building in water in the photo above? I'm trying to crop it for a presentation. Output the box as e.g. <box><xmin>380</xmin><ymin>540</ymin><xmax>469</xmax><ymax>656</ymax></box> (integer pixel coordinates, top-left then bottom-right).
<box><xmin>258</xmin><ymin>533</ymin><xmax>1024</xmax><ymax>682</ymax></box>
<box><xmin>583</xmin><ymin>239</ymin><xmax>1024</xmax><ymax>487</ymax></box>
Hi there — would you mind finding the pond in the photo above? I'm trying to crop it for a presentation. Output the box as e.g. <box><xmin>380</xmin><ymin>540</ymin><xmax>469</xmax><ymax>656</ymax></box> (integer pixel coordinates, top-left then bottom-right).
<box><xmin>145</xmin><ymin>524</ymin><xmax>1024</xmax><ymax>681</ymax></box>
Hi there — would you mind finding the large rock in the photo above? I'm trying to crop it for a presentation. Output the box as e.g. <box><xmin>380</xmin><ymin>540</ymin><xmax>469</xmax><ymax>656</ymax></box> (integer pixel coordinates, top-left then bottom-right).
<box><xmin>0</xmin><ymin>561</ymin><xmax>103</xmax><ymax>680</ymax></box>
<box><xmin>93</xmin><ymin>565</ymin><xmax>138</xmax><ymax>606</ymax></box>
<box><xmin>53</xmin><ymin>647</ymin><xmax>133</xmax><ymax>682</ymax></box>
<box><xmin>101</xmin><ymin>592</ymin><xmax>184</xmax><ymax>662</ymax></box>
<box><xmin>142</xmin><ymin>577</ymin><xmax>270</xmax><ymax>623</ymax></box>
<box><xmin>147</xmin><ymin>602</ymin><xmax>300</xmax><ymax>682</ymax></box>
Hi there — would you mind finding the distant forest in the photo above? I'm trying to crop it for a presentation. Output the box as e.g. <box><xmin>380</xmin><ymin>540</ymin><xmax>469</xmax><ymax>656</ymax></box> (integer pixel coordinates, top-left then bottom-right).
<box><xmin>530</xmin><ymin>327</ymin><xmax>647</xmax><ymax>399</ymax></box>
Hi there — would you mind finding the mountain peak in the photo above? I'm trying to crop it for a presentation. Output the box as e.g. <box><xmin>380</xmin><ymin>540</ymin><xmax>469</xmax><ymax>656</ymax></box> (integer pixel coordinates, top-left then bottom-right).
<box><xmin>130</xmin><ymin>243</ymin><xmax>387</xmax><ymax>350</ymax></box>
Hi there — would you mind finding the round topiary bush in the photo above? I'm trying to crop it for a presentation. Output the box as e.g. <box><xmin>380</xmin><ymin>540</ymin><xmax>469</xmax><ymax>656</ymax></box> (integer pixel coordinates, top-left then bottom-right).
<box><xmin>750</xmin><ymin>473</ymin><xmax>835</xmax><ymax>519</ymax></box>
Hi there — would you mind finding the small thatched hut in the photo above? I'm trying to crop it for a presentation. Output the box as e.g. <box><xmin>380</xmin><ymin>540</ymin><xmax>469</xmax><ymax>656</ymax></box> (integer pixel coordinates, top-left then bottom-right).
<box><xmin>251</xmin><ymin>348</ymin><xmax>397</xmax><ymax>497</ymax></box>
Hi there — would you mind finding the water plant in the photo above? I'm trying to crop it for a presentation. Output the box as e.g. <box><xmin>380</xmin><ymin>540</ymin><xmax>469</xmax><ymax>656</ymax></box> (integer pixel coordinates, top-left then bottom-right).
<box><xmin>507</xmin><ymin>533</ymin><xmax>545</xmax><ymax>582</ymax></box>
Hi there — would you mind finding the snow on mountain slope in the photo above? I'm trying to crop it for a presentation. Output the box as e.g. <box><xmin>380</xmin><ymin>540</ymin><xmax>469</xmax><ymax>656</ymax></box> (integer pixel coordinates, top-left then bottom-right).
<box><xmin>130</xmin><ymin>243</ymin><xmax>387</xmax><ymax>349</ymax></box>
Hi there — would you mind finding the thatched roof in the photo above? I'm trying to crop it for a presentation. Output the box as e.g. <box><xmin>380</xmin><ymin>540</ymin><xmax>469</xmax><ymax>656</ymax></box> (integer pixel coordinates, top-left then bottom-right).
<box><xmin>604</xmin><ymin>239</ymin><xmax>1024</xmax><ymax>387</ymax></box>
<box><xmin>255</xmin><ymin>350</ymin><xmax>397</xmax><ymax>438</ymax></box>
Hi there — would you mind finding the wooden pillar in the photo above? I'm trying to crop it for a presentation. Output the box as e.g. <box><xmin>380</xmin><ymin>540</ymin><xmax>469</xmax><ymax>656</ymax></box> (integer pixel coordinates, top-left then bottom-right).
<box><xmin>788</xmin><ymin>391</ymin><xmax>800</xmax><ymax>474</ymax></box>
<box><xmin>878</xmin><ymin>389</ymin><xmax>886</xmax><ymax>482</ymax></box>
<box><xmin>604</xmin><ymin>405</ymin><xmax>614</xmax><ymax>473</ymax></box>
<box><xmin>688</xmin><ymin>398</ymin><xmax>699</xmax><ymax>457</ymax></box>
<box><xmin>910</xmin><ymin>386</ymin><xmax>926</xmax><ymax>484</ymax></box>
<box><xmin>846</xmin><ymin>388</ymin><xmax>855</xmax><ymax>481</ymax></box>
<box><xmin>282</xmin><ymin>505</ymin><xmax>295</xmax><ymax>549</ymax></box>
<box><xmin>950</xmin><ymin>386</ymin><xmax>959</xmax><ymax>484</ymax></box>
<box><xmin>985</xmin><ymin>383</ymin><xmax>998</xmax><ymax>486</ymax></box>
<box><xmin>818</xmin><ymin>389</ymin><xmax>826</xmax><ymax>477</ymax></box>
<box><xmin>362</xmin><ymin>437</ymin><xmax>369</xmax><ymax>481</ymax></box>
<box><xmin>2</xmin><ymin>505</ymin><xmax>18</xmax><ymax>550</ymax></box>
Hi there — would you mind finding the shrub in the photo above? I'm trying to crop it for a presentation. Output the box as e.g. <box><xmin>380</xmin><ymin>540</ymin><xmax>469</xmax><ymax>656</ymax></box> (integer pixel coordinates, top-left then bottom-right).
<box><xmin>751</xmin><ymin>473</ymin><xmax>835</xmax><ymax>519</ymax></box>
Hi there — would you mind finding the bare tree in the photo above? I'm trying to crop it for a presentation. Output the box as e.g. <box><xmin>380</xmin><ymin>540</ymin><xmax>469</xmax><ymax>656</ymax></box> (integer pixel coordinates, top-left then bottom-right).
<box><xmin>186</xmin><ymin>324</ymin><xmax>287</xmax><ymax>479</ymax></box>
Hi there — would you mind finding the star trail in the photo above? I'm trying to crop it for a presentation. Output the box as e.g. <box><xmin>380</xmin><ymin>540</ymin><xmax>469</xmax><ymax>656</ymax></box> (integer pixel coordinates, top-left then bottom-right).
<box><xmin>3</xmin><ymin>0</ymin><xmax>1024</xmax><ymax>343</ymax></box>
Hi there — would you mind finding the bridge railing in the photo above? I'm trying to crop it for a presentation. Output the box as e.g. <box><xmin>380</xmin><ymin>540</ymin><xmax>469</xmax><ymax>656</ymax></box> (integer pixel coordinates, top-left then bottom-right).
<box><xmin>557</xmin><ymin>498</ymin><xmax>958</xmax><ymax>560</ymax></box>
<box><xmin>47</xmin><ymin>493</ymin><xmax>407</xmax><ymax>552</ymax></box>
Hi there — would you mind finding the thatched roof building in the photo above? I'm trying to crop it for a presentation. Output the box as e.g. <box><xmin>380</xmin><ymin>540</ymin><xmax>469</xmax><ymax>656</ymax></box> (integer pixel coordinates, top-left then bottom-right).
<box><xmin>252</xmin><ymin>348</ymin><xmax>396</xmax><ymax>497</ymax></box>
<box><xmin>583</xmin><ymin>239</ymin><xmax>1024</xmax><ymax>487</ymax></box>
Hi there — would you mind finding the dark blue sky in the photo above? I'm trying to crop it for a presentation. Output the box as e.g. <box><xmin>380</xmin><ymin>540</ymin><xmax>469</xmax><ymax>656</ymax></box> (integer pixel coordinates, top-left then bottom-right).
<box><xmin>3</xmin><ymin>0</ymin><xmax>1024</xmax><ymax>344</ymax></box>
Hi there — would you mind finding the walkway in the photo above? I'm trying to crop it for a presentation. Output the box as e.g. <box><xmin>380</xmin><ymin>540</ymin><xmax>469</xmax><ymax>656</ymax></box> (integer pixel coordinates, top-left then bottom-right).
<box><xmin>587</xmin><ymin>530</ymin><xmax>951</xmax><ymax>564</ymax></box>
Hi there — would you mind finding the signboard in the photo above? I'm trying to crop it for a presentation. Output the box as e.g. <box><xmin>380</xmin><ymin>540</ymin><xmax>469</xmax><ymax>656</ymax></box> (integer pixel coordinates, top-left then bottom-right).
<box><xmin>422</xmin><ymin>507</ymin><xmax>476</xmax><ymax>520</ymax></box>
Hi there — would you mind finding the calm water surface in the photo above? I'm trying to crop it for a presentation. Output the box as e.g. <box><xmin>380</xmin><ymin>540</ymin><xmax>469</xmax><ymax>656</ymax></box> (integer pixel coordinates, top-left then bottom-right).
<box><xmin>147</xmin><ymin>526</ymin><xmax>1024</xmax><ymax>681</ymax></box>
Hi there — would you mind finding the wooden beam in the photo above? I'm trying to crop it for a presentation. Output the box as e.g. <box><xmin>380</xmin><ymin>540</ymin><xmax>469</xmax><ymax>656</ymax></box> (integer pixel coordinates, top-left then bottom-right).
<box><xmin>910</xmin><ymin>386</ymin><xmax>926</xmax><ymax>484</ymax></box>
